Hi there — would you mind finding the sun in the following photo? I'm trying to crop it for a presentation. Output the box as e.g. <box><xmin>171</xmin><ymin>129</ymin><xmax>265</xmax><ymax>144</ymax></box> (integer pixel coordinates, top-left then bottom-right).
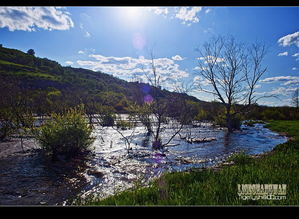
<box><xmin>124</xmin><ymin>7</ymin><xmax>141</xmax><ymax>18</ymax></box>
<box><xmin>121</xmin><ymin>7</ymin><xmax>146</xmax><ymax>23</ymax></box>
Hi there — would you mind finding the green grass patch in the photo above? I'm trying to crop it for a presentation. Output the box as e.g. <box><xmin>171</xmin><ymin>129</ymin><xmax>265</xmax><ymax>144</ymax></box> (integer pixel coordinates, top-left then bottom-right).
<box><xmin>265</xmin><ymin>120</ymin><xmax>299</xmax><ymax>140</ymax></box>
<box><xmin>243</xmin><ymin>120</ymin><xmax>265</xmax><ymax>127</ymax></box>
<box><xmin>0</xmin><ymin>70</ymin><xmax>59</xmax><ymax>81</ymax></box>
<box><xmin>0</xmin><ymin>59</ymin><xmax>60</xmax><ymax>81</ymax></box>
<box><xmin>82</xmin><ymin>120</ymin><xmax>299</xmax><ymax>206</ymax></box>
<box><xmin>0</xmin><ymin>59</ymin><xmax>33</xmax><ymax>68</ymax></box>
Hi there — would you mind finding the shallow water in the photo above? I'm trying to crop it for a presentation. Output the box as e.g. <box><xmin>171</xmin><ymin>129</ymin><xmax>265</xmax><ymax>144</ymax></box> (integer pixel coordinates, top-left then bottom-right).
<box><xmin>0</xmin><ymin>122</ymin><xmax>287</xmax><ymax>205</ymax></box>
<box><xmin>74</xmin><ymin>123</ymin><xmax>287</xmax><ymax>203</ymax></box>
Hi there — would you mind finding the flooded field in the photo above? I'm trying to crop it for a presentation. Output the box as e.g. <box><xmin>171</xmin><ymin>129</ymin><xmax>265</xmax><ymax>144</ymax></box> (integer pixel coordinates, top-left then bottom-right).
<box><xmin>0</xmin><ymin>122</ymin><xmax>287</xmax><ymax>205</ymax></box>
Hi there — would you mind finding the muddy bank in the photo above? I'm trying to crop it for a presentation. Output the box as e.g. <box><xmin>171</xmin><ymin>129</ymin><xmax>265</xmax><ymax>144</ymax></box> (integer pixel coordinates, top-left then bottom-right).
<box><xmin>0</xmin><ymin>139</ymin><xmax>89</xmax><ymax>205</ymax></box>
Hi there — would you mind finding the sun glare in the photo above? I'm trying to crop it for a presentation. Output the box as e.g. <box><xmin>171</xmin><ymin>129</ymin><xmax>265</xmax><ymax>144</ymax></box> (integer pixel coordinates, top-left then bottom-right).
<box><xmin>121</xmin><ymin>7</ymin><xmax>146</xmax><ymax>24</ymax></box>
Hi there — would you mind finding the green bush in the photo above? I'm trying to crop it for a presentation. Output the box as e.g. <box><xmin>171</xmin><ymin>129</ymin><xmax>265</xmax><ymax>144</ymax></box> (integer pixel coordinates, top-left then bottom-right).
<box><xmin>214</xmin><ymin>113</ymin><xmax>241</xmax><ymax>130</ymax></box>
<box><xmin>214</xmin><ymin>113</ymin><xmax>226</xmax><ymax>127</ymax></box>
<box><xmin>35</xmin><ymin>105</ymin><xmax>94</xmax><ymax>160</ymax></box>
<box><xmin>231</xmin><ymin>116</ymin><xmax>242</xmax><ymax>130</ymax></box>
<box><xmin>0</xmin><ymin>120</ymin><xmax>16</xmax><ymax>141</ymax></box>
<box><xmin>101</xmin><ymin>113</ymin><xmax>115</xmax><ymax>126</ymax></box>
<box><xmin>0</xmin><ymin>108</ymin><xmax>16</xmax><ymax>140</ymax></box>
<box><xmin>116</xmin><ymin>119</ymin><xmax>133</xmax><ymax>130</ymax></box>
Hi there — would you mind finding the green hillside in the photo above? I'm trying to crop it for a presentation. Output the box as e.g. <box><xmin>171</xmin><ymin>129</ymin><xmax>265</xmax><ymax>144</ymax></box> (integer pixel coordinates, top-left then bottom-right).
<box><xmin>0</xmin><ymin>46</ymin><xmax>205</xmax><ymax>115</ymax></box>
<box><xmin>1</xmin><ymin>45</ymin><xmax>297</xmax><ymax>121</ymax></box>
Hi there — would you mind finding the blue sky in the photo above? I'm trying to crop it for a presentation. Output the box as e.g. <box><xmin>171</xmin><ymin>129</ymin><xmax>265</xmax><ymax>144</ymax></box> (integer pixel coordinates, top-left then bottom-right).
<box><xmin>0</xmin><ymin>6</ymin><xmax>298</xmax><ymax>106</ymax></box>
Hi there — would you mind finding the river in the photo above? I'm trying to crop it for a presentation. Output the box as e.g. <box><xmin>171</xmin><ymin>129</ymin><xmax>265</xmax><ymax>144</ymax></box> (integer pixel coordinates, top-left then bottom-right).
<box><xmin>0</xmin><ymin>122</ymin><xmax>287</xmax><ymax>205</ymax></box>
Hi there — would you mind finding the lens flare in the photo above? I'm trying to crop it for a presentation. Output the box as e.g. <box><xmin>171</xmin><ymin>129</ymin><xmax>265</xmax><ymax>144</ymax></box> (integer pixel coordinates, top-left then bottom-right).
<box><xmin>144</xmin><ymin>94</ymin><xmax>153</xmax><ymax>104</ymax></box>
<box><xmin>141</xmin><ymin>84</ymin><xmax>151</xmax><ymax>94</ymax></box>
<box><xmin>132</xmin><ymin>32</ymin><xmax>146</xmax><ymax>50</ymax></box>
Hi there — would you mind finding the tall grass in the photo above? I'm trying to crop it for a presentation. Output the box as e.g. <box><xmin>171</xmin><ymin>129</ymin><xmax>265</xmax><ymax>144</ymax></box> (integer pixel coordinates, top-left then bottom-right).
<box><xmin>84</xmin><ymin>120</ymin><xmax>299</xmax><ymax>206</ymax></box>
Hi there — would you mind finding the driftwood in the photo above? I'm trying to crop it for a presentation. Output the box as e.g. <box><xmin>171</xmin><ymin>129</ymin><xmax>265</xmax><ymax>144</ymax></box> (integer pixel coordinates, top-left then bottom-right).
<box><xmin>186</xmin><ymin>137</ymin><xmax>216</xmax><ymax>144</ymax></box>
<box><xmin>165</xmin><ymin>143</ymin><xmax>180</xmax><ymax>147</ymax></box>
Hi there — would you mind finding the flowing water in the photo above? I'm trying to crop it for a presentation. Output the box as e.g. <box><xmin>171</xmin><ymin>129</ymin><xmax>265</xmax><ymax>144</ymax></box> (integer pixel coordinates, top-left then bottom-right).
<box><xmin>72</xmin><ymin>122</ymin><xmax>287</xmax><ymax>204</ymax></box>
<box><xmin>0</xmin><ymin>122</ymin><xmax>287</xmax><ymax>205</ymax></box>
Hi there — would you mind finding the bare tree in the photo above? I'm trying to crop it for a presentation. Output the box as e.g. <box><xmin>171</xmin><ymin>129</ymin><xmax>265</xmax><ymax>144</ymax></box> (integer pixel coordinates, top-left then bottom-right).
<box><xmin>112</xmin><ymin>113</ymin><xmax>138</xmax><ymax>154</ymax></box>
<box><xmin>138</xmin><ymin>51</ymin><xmax>191</xmax><ymax>150</ymax></box>
<box><xmin>0</xmin><ymin>77</ymin><xmax>34</xmax><ymax>150</ymax></box>
<box><xmin>292</xmin><ymin>88</ymin><xmax>299</xmax><ymax>108</ymax></box>
<box><xmin>196</xmin><ymin>36</ymin><xmax>268</xmax><ymax>132</ymax></box>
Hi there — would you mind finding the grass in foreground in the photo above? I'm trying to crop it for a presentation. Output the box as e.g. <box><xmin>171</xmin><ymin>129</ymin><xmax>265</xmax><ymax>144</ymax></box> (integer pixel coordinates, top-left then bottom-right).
<box><xmin>84</xmin><ymin>120</ymin><xmax>299</xmax><ymax>206</ymax></box>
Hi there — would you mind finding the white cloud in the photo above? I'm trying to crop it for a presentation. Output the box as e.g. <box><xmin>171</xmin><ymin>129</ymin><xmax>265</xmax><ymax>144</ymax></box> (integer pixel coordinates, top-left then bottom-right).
<box><xmin>256</xmin><ymin>87</ymin><xmax>297</xmax><ymax>97</ymax></box>
<box><xmin>283</xmin><ymin>79</ymin><xmax>299</xmax><ymax>85</ymax></box>
<box><xmin>78</xmin><ymin>48</ymin><xmax>95</xmax><ymax>55</ymax></box>
<box><xmin>193</xmin><ymin>75</ymin><xmax>210</xmax><ymax>86</ymax></box>
<box><xmin>205</xmin><ymin>8</ymin><xmax>211</xmax><ymax>14</ymax></box>
<box><xmin>193</xmin><ymin>66</ymin><xmax>208</xmax><ymax>71</ymax></box>
<box><xmin>148</xmin><ymin>7</ymin><xmax>168</xmax><ymax>16</ymax></box>
<box><xmin>278</xmin><ymin>31</ymin><xmax>299</xmax><ymax>47</ymax></box>
<box><xmin>198</xmin><ymin>56</ymin><xmax>225</xmax><ymax>64</ymax></box>
<box><xmin>292</xmin><ymin>53</ymin><xmax>299</xmax><ymax>61</ymax></box>
<box><xmin>257</xmin><ymin>98</ymin><xmax>293</xmax><ymax>107</ymax></box>
<box><xmin>147</xmin><ymin>7</ymin><xmax>207</xmax><ymax>26</ymax></box>
<box><xmin>175</xmin><ymin>7</ymin><xmax>202</xmax><ymax>25</ymax></box>
<box><xmin>277</xmin><ymin>51</ymin><xmax>288</xmax><ymax>56</ymax></box>
<box><xmin>79</xmin><ymin>22</ymin><xmax>91</xmax><ymax>38</ymax></box>
<box><xmin>0</xmin><ymin>7</ymin><xmax>74</xmax><ymax>31</ymax></box>
<box><xmin>171</xmin><ymin>55</ymin><xmax>184</xmax><ymax>61</ymax></box>
<box><xmin>85</xmin><ymin>31</ymin><xmax>91</xmax><ymax>38</ymax></box>
<box><xmin>292</xmin><ymin>67</ymin><xmax>297</xmax><ymax>71</ymax></box>
<box><xmin>260</xmin><ymin>76</ymin><xmax>299</xmax><ymax>86</ymax></box>
<box><xmin>76</xmin><ymin>54</ymin><xmax>189</xmax><ymax>90</ymax></box>
<box><xmin>65</xmin><ymin>61</ymin><xmax>73</xmax><ymax>65</ymax></box>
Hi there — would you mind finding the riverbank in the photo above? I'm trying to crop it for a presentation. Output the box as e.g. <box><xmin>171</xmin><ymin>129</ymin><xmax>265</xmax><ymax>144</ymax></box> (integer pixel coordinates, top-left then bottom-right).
<box><xmin>0</xmin><ymin>138</ymin><xmax>90</xmax><ymax>205</ymax></box>
<box><xmin>85</xmin><ymin>120</ymin><xmax>299</xmax><ymax>205</ymax></box>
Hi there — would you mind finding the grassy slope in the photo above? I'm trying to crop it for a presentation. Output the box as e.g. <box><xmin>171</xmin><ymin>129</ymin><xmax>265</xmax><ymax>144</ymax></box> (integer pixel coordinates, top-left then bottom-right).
<box><xmin>86</xmin><ymin>120</ymin><xmax>299</xmax><ymax>206</ymax></box>
<box><xmin>0</xmin><ymin>46</ymin><xmax>206</xmax><ymax>111</ymax></box>
<box><xmin>0</xmin><ymin>58</ymin><xmax>60</xmax><ymax>81</ymax></box>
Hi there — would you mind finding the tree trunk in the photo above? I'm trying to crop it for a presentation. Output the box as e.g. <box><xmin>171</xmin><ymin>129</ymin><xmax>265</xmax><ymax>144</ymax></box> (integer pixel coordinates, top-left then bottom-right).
<box><xmin>153</xmin><ymin>115</ymin><xmax>162</xmax><ymax>150</ymax></box>
<box><xmin>20</xmin><ymin>135</ymin><xmax>24</xmax><ymax>152</ymax></box>
<box><xmin>226</xmin><ymin>106</ymin><xmax>233</xmax><ymax>133</ymax></box>
<box><xmin>226</xmin><ymin>114</ymin><xmax>233</xmax><ymax>133</ymax></box>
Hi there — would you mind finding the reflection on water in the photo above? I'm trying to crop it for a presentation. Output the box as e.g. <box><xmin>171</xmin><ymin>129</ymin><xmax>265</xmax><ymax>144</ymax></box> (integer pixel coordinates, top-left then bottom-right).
<box><xmin>75</xmin><ymin>123</ymin><xmax>287</xmax><ymax>203</ymax></box>
<box><xmin>0</xmin><ymin>122</ymin><xmax>288</xmax><ymax>205</ymax></box>
<box><xmin>223</xmin><ymin>132</ymin><xmax>230</xmax><ymax>147</ymax></box>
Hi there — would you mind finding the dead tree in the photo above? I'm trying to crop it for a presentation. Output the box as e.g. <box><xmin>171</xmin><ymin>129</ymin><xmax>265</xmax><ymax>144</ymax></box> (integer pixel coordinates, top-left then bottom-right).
<box><xmin>139</xmin><ymin>51</ymin><xmax>190</xmax><ymax>150</ymax></box>
<box><xmin>112</xmin><ymin>113</ymin><xmax>138</xmax><ymax>154</ymax></box>
<box><xmin>292</xmin><ymin>88</ymin><xmax>299</xmax><ymax>108</ymax></box>
<box><xmin>196</xmin><ymin>36</ymin><xmax>269</xmax><ymax>132</ymax></box>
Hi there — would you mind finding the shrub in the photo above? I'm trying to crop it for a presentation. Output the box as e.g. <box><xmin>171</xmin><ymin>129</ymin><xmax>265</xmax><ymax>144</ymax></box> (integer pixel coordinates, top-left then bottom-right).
<box><xmin>101</xmin><ymin>113</ymin><xmax>115</xmax><ymax>126</ymax></box>
<box><xmin>27</xmin><ymin>49</ymin><xmax>35</xmax><ymax>56</ymax></box>
<box><xmin>231</xmin><ymin>116</ymin><xmax>242</xmax><ymax>130</ymax></box>
<box><xmin>116</xmin><ymin>119</ymin><xmax>133</xmax><ymax>130</ymax></box>
<box><xmin>0</xmin><ymin>120</ymin><xmax>16</xmax><ymax>141</ymax></box>
<box><xmin>214</xmin><ymin>113</ymin><xmax>226</xmax><ymax>127</ymax></box>
<box><xmin>0</xmin><ymin>108</ymin><xmax>16</xmax><ymax>140</ymax></box>
<box><xmin>214</xmin><ymin>113</ymin><xmax>242</xmax><ymax>130</ymax></box>
<box><xmin>35</xmin><ymin>105</ymin><xmax>94</xmax><ymax>160</ymax></box>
